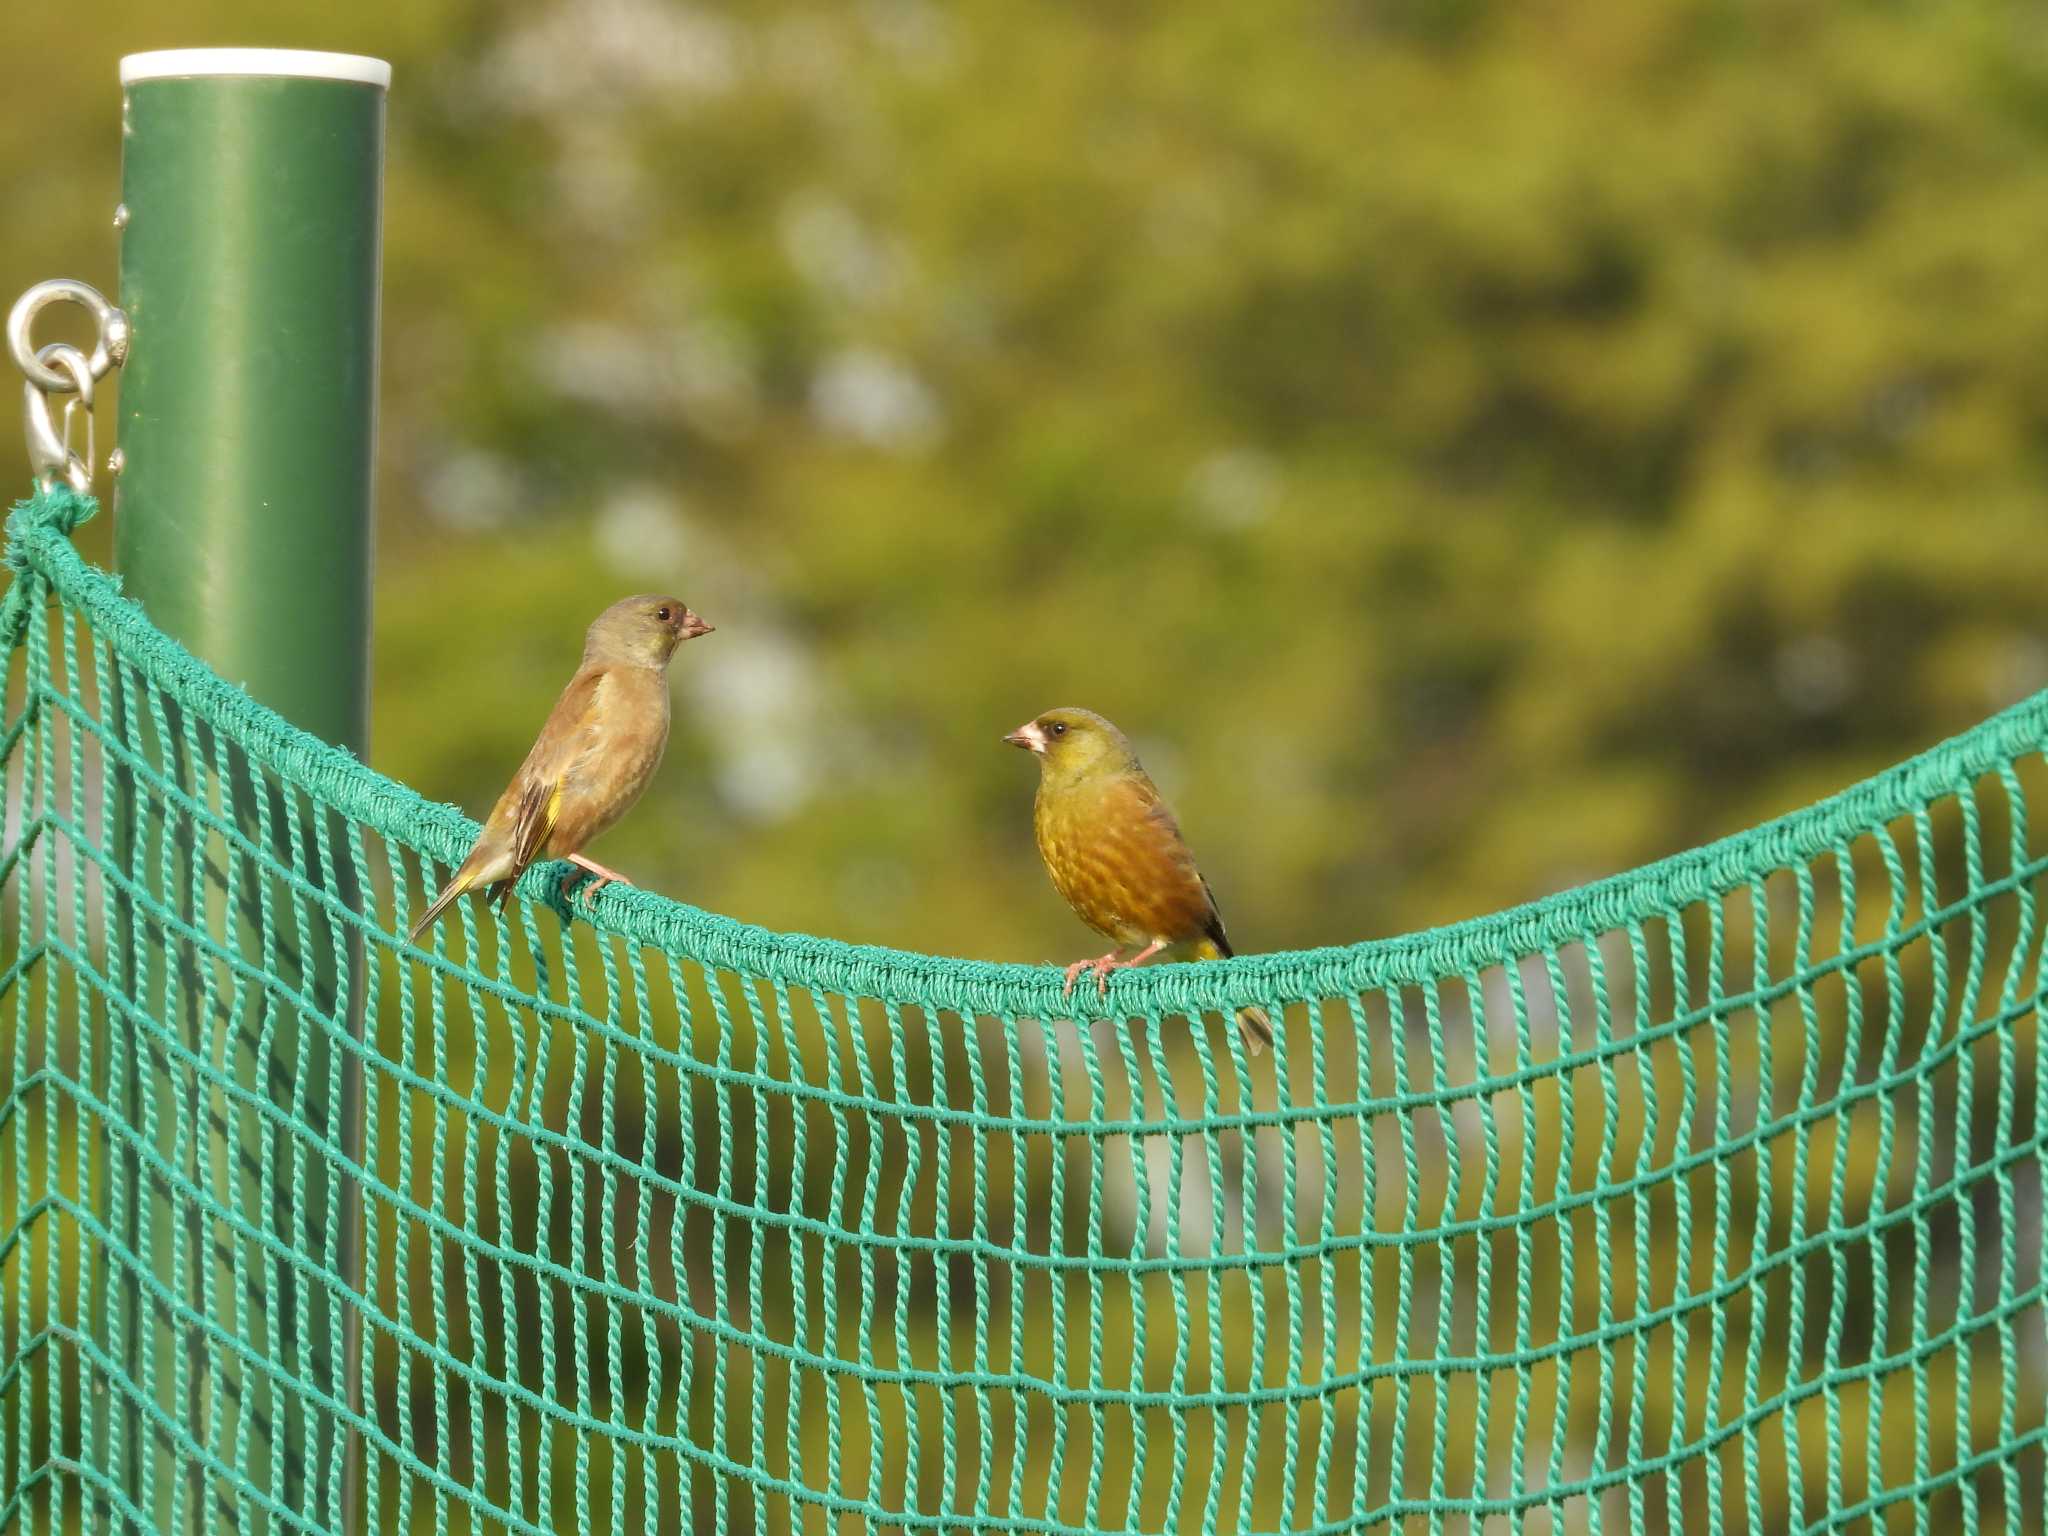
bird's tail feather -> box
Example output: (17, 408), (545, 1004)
(408, 869), (477, 941)
(1192, 937), (1276, 1055)
(1234, 1004), (1274, 1055)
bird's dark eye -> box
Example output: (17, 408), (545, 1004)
(657, 606), (673, 622)
(1049, 721), (1068, 737)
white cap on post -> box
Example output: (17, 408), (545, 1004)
(120, 48), (392, 88)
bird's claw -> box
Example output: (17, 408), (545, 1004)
(1062, 951), (1128, 996)
(567, 854), (632, 909)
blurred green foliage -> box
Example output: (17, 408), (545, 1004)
(11, 0), (2048, 969)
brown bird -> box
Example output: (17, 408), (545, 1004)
(1005, 706), (1275, 1053)
(409, 594), (713, 939)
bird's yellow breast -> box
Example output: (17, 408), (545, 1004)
(1034, 777), (1190, 947)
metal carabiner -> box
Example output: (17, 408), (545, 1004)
(7, 279), (127, 395)
(11, 277), (123, 495)
(24, 343), (96, 495)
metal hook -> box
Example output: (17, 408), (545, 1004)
(7, 279), (127, 394)
(25, 344), (95, 495)
(12, 277), (123, 495)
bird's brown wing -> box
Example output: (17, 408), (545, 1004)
(501, 667), (608, 858)
(459, 668), (606, 883)
(414, 666), (630, 936)
(1138, 802), (1268, 1048)
(1046, 771), (1220, 946)
(1195, 875), (1233, 957)
(504, 775), (564, 874)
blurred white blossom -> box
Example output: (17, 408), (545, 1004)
(423, 448), (530, 533)
(859, 0), (960, 76)
(480, 0), (743, 112)
(780, 192), (904, 308)
(595, 485), (692, 578)
(592, 488), (826, 822)
(688, 627), (829, 821)
(1187, 448), (1281, 529)
(809, 346), (943, 451)
(534, 319), (760, 438)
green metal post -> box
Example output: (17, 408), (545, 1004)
(115, 48), (384, 741)
(110, 49), (386, 1533)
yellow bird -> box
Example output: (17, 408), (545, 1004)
(1005, 706), (1275, 1053)
(409, 594), (712, 939)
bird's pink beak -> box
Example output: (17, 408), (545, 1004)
(680, 610), (714, 640)
(1004, 721), (1047, 755)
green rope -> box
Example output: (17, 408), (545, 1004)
(1, 483), (2043, 1533)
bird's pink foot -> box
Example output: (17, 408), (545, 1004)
(1063, 938), (1170, 996)
(1063, 952), (1123, 996)
(568, 853), (633, 906)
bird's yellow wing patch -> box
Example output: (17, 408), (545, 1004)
(508, 776), (565, 871)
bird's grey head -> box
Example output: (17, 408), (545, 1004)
(583, 594), (714, 669)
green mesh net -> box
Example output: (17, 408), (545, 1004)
(0, 485), (2042, 1534)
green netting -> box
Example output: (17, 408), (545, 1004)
(0, 484), (2042, 1534)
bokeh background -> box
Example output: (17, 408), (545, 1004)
(8, 2), (2048, 1532)
(14, 0), (2048, 964)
